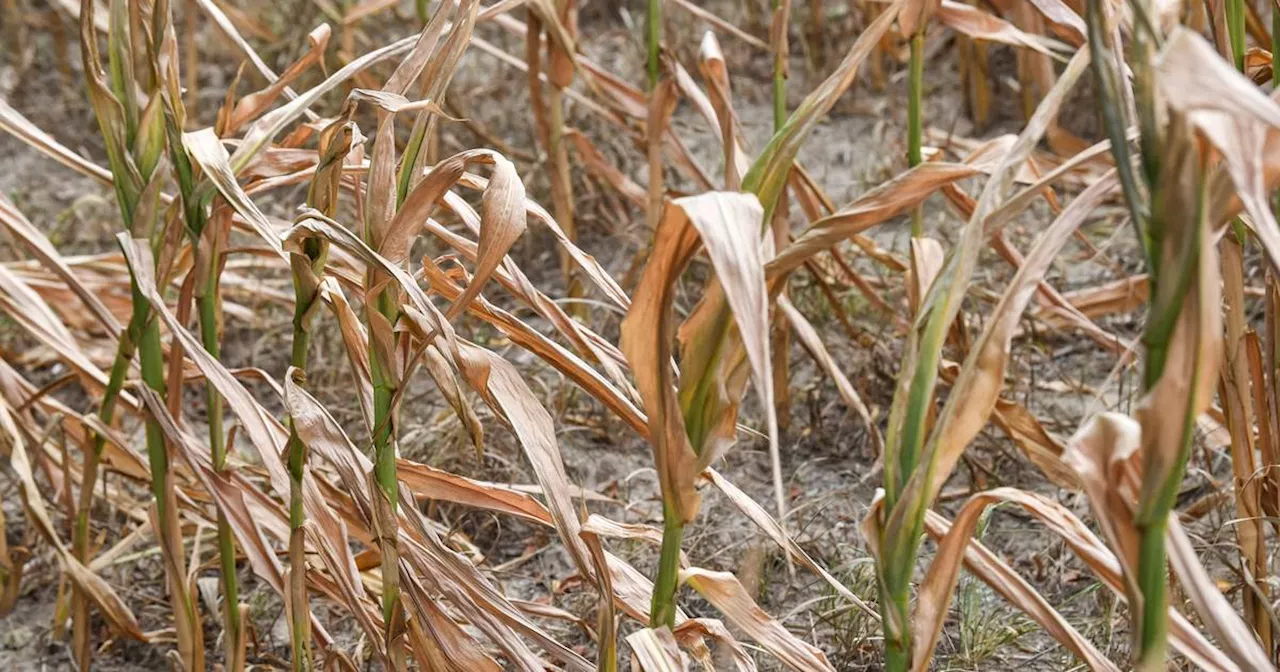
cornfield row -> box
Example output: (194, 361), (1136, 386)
(0, 0), (1278, 669)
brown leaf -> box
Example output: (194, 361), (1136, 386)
(0, 396), (146, 641)
(182, 128), (286, 256)
(396, 460), (552, 527)
(769, 163), (982, 278)
(627, 627), (688, 671)
(935, 1), (1071, 57)
(1061, 414), (1254, 671)
(216, 23), (331, 135)
(451, 341), (593, 579)
(621, 192), (770, 524)
(682, 567), (835, 672)
(911, 489), (1120, 672)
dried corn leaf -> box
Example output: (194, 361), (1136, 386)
(397, 460), (552, 526)
(1062, 413), (1252, 671)
(451, 341), (592, 578)
(622, 192), (770, 524)
(581, 514), (667, 548)
(682, 567), (834, 671)
(182, 128), (285, 255)
(770, 163), (981, 278)
(1158, 30), (1280, 277)
(0, 396), (145, 641)
(215, 23), (331, 134)
(0, 194), (120, 334)
(627, 627), (688, 671)
(911, 488), (1120, 671)
(936, 1), (1070, 57)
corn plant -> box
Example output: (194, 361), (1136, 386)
(1087, 9), (1209, 664)
(622, 191), (777, 628)
(74, 0), (203, 668)
(868, 49), (1093, 670)
(282, 117), (356, 671)
(158, 25), (254, 672)
(900, 0), (935, 237)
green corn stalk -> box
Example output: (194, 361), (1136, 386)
(71, 276), (143, 672)
(1094, 4), (1209, 665)
(283, 119), (354, 672)
(650, 500), (686, 628)
(1132, 117), (1204, 670)
(374, 140), (407, 672)
(908, 27), (925, 237)
(371, 8), (473, 664)
(74, 0), (201, 669)
(1086, 0), (1154, 270)
(159, 42), (248, 670)
(771, 0), (789, 132)
(768, 0), (793, 434)
(368, 297), (404, 667)
(1226, 0), (1246, 70)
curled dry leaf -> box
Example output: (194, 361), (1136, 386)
(627, 627), (688, 672)
(697, 31), (749, 189)
(911, 489), (1119, 672)
(182, 128), (286, 256)
(673, 618), (757, 672)
(398, 151), (527, 321)
(770, 163), (981, 278)
(908, 237), (945, 316)
(0, 397), (146, 642)
(451, 170), (632, 310)
(935, 1), (1071, 57)
(1062, 413), (1257, 671)
(1158, 29), (1280, 277)
(621, 192), (771, 525)
(682, 567), (835, 672)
